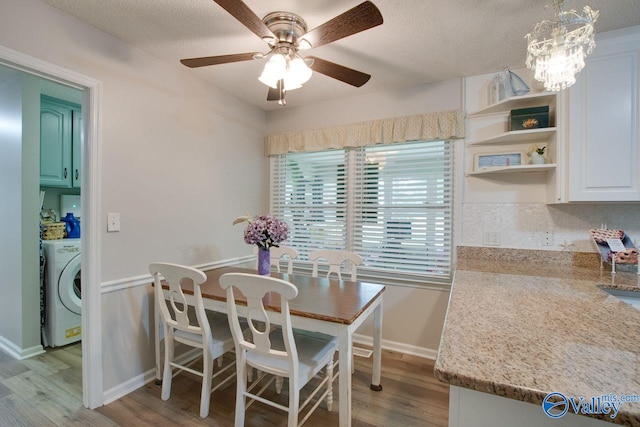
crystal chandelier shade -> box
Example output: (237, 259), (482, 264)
(526, 0), (599, 92)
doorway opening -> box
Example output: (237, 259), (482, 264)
(0, 45), (103, 409)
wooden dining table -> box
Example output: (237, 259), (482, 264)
(154, 266), (385, 427)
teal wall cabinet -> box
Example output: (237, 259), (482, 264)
(40, 95), (81, 188)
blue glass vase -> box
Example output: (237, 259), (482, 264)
(258, 246), (270, 275)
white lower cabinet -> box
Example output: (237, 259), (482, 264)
(566, 30), (640, 202)
(449, 386), (612, 427)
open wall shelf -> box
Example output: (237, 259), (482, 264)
(468, 92), (557, 117)
(466, 163), (556, 176)
(467, 128), (557, 146)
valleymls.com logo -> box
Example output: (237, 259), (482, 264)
(542, 392), (640, 419)
(543, 392), (569, 418)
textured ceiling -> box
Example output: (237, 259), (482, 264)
(41, 0), (640, 111)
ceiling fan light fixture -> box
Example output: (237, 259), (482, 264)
(288, 56), (312, 84)
(283, 78), (302, 91)
(525, 0), (598, 92)
(259, 52), (312, 91)
(258, 53), (286, 88)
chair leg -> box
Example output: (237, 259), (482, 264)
(161, 328), (173, 401)
(276, 376), (283, 394)
(288, 378), (299, 427)
(200, 351), (213, 418)
(216, 355), (223, 368)
(351, 352), (355, 374)
(326, 359), (334, 412)
(235, 357), (247, 427)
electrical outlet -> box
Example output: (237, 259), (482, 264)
(543, 230), (553, 246)
(483, 231), (501, 246)
(107, 212), (120, 232)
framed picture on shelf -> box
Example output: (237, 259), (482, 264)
(474, 151), (524, 171)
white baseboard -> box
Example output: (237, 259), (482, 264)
(103, 348), (202, 405)
(103, 367), (155, 405)
(0, 335), (45, 360)
(103, 335), (438, 406)
(353, 333), (438, 360)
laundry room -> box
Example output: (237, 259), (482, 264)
(39, 78), (83, 350)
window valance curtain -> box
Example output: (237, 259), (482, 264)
(266, 109), (465, 155)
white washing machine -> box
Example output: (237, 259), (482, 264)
(43, 239), (82, 347)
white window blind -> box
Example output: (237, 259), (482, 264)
(271, 150), (348, 258)
(271, 140), (453, 285)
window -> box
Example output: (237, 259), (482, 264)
(271, 140), (453, 286)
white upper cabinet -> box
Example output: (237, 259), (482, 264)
(566, 29), (640, 202)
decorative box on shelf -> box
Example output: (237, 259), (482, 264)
(510, 106), (549, 131)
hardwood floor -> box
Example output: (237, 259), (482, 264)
(0, 342), (114, 426)
(0, 344), (448, 426)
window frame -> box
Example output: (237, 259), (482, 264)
(270, 140), (454, 290)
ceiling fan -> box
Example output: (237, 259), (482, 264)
(180, 0), (383, 106)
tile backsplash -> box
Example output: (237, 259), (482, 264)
(461, 203), (640, 252)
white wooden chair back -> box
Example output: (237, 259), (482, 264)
(220, 272), (336, 427)
(308, 249), (362, 281)
(150, 262), (235, 418)
(253, 245), (299, 274)
(220, 272), (299, 377)
(150, 262), (210, 340)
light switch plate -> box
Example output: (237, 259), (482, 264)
(107, 213), (120, 232)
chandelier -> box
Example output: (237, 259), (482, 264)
(525, 0), (599, 92)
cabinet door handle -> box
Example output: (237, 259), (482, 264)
(75, 169), (79, 180)
(64, 168), (67, 179)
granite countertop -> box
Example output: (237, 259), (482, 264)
(434, 246), (640, 426)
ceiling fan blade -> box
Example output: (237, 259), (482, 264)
(307, 56), (371, 87)
(180, 52), (258, 68)
(302, 1), (383, 49)
(212, 0), (275, 40)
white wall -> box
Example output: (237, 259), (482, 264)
(0, 0), (267, 391)
(0, 70), (25, 348)
(267, 79), (462, 133)
(267, 78), (463, 356)
(21, 73), (42, 354)
(0, 69), (41, 355)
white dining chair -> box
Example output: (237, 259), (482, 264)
(220, 272), (337, 427)
(253, 245), (299, 274)
(308, 249), (363, 374)
(150, 262), (236, 418)
(308, 249), (362, 282)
